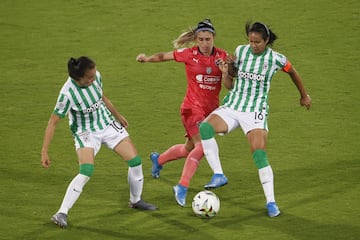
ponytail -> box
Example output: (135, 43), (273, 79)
(172, 27), (197, 48)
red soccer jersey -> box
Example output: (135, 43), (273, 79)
(173, 46), (227, 115)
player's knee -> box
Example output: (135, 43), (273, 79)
(127, 155), (142, 167)
(79, 163), (94, 177)
(199, 122), (215, 140)
(252, 149), (269, 169)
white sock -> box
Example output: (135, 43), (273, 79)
(128, 165), (144, 203)
(201, 138), (223, 174)
(58, 173), (90, 215)
(258, 166), (275, 203)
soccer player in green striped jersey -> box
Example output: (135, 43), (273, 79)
(199, 22), (312, 217)
(41, 56), (157, 228)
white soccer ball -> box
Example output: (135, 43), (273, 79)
(192, 190), (220, 218)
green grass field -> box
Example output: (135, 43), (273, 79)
(0, 0), (359, 239)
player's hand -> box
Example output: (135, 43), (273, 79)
(218, 59), (228, 74)
(225, 54), (236, 64)
(41, 152), (51, 168)
(136, 54), (147, 63)
(300, 94), (311, 110)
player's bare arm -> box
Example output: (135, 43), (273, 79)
(41, 114), (61, 168)
(136, 51), (174, 63)
(102, 95), (129, 128)
(287, 66), (312, 109)
(218, 59), (234, 90)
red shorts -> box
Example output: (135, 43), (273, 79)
(180, 107), (208, 138)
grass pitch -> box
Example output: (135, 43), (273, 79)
(0, 0), (359, 239)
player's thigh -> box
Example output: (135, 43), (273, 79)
(113, 137), (138, 161)
(76, 147), (95, 164)
(102, 121), (135, 160)
(205, 107), (238, 134)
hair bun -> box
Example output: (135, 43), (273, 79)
(69, 57), (79, 66)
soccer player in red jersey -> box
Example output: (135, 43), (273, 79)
(136, 19), (232, 206)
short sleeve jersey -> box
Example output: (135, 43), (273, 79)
(173, 46), (227, 115)
(53, 71), (114, 134)
(223, 45), (289, 112)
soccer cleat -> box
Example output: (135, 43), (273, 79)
(204, 174), (228, 189)
(266, 202), (280, 217)
(150, 152), (162, 178)
(128, 199), (158, 210)
(51, 212), (68, 228)
(173, 184), (188, 207)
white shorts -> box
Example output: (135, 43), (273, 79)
(73, 120), (129, 156)
(210, 106), (268, 135)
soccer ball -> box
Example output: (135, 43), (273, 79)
(192, 190), (220, 218)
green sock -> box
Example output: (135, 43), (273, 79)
(127, 155), (142, 167)
(252, 149), (269, 169)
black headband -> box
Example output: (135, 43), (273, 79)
(195, 19), (215, 34)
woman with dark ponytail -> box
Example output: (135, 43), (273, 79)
(41, 56), (157, 228)
(245, 22), (278, 47)
(199, 22), (312, 218)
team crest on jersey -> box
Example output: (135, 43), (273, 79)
(263, 63), (268, 71)
(206, 67), (212, 74)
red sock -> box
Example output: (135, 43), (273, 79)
(179, 143), (204, 188)
(158, 144), (189, 165)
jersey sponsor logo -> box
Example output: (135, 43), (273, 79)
(204, 75), (220, 84)
(238, 71), (265, 82)
(196, 74), (203, 83)
(199, 84), (216, 90)
(195, 74), (220, 84)
(84, 99), (103, 113)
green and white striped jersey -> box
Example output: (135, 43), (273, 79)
(223, 45), (288, 112)
(53, 71), (114, 134)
